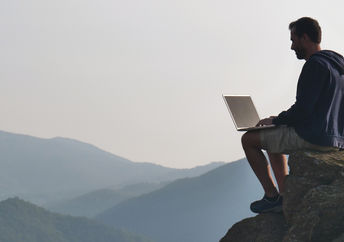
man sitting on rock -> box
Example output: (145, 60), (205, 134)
(241, 17), (344, 213)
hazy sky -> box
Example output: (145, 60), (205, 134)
(1, 0), (344, 168)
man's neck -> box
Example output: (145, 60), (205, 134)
(305, 45), (321, 60)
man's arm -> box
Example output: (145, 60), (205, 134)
(272, 59), (329, 126)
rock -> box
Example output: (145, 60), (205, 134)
(220, 150), (344, 242)
(220, 213), (288, 242)
(333, 233), (344, 242)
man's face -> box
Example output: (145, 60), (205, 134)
(290, 29), (306, 60)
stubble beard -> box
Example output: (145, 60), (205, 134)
(295, 49), (305, 60)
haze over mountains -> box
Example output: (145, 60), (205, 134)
(0, 130), (262, 242)
(46, 182), (169, 218)
(0, 130), (224, 205)
(96, 159), (263, 242)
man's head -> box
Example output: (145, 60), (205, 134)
(289, 17), (321, 60)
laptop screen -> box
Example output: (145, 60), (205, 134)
(223, 95), (260, 129)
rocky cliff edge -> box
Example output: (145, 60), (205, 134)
(220, 150), (344, 242)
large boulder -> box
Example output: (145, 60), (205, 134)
(220, 150), (344, 242)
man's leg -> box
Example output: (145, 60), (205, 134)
(267, 153), (288, 194)
(241, 131), (279, 197)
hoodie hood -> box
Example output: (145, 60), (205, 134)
(311, 50), (344, 75)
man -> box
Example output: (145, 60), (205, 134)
(241, 17), (344, 213)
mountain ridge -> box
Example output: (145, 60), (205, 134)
(96, 158), (263, 242)
(0, 130), (225, 205)
(0, 197), (153, 242)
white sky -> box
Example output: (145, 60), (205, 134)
(1, 0), (344, 168)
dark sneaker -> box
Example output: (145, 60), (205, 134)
(250, 195), (283, 213)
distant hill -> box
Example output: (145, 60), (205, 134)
(46, 182), (168, 218)
(0, 130), (224, 204)
(0, 197), (153, 242)
(96, 159), (264, 242)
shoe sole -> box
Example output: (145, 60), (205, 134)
(260, 205), (283, 214)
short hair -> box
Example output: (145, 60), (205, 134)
(289, 17), (321, 44)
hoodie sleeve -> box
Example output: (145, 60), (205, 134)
(272, 59), (329, 126)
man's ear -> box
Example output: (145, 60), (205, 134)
(301, 33), (310, 42)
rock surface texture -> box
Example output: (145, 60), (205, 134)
(220, 150), (344, 242)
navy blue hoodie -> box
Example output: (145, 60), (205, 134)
(272, 50), (344, 148)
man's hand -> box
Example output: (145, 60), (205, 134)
(256, 116), (277, 127)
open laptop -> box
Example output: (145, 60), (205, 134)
(222, 95), (275, 131)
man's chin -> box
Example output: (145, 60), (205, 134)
(295, 53), (304, 59)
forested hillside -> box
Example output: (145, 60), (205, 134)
(0, 197), (153, 242)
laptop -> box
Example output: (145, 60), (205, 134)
(222, 95), (276, 131)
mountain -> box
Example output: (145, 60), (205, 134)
(46, 182), (168, 218)
(96, 159), (264, 242)
(0, 130), (224, 205)
(0, 197), (153, 242)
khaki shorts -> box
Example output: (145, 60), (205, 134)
(259, 125), (337, 154)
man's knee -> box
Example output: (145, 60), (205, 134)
(241, 132), (249, 147)
(241, 131), (261, 149)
